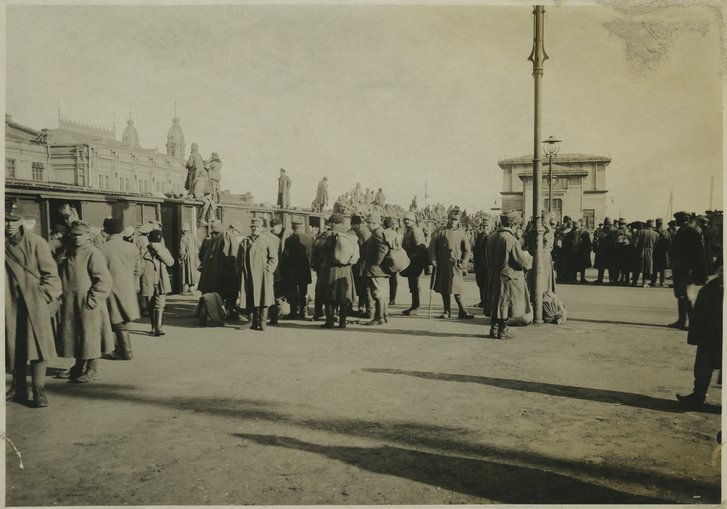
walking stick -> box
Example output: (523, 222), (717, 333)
(428, 265), (437, 319)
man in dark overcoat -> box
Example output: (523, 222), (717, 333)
(197, 222), (227, 296)
(282, 220), (313, 319)
(349, 215), (372, 318)
(428, 208), (473, 319)
(401, 211), (428, 315)
(99, 218), (141, 360)
(677, 269), (722, 409)
(668, 212), (708, 330)
(220, 221), (243, 319)
(651, 218), (671, 287)
(5, 201), (62, 407)
(593, 217), (617, 284)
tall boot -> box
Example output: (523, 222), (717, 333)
(74, 359), (98, 383)
(154, 308), (166, 336)
(321, 303), (335, 328)
(251, 307), (260, 330)
(259, 307), (268, 331)
(312, 297), (323, 321)
(6, 363), (28, 403)
(148, 301), (156, 334)
(116, 328), (133, 360)
(455, 294), (474, 319)
(30, 360), (48, 408)
(364, 300), (384, 326)
(269, 303), (279, 325)
(497, 319), (514, 340)
(668, 299), (688, 329)
(440, 294), (452, 319)
(300, 297), (309, 319)
(339, 303), (348, 328)
(404, 290), (420, 315)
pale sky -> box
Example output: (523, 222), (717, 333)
(5, 2), (724, 219)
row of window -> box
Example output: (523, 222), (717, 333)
(6, 158), (45, 180)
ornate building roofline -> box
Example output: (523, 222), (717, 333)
(498, 153), (612, 168)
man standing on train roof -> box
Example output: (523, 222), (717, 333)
(207, 152), (222, 205)
(185, 143), (204, 195)
(5, 200), (62, 407)
(277, 168), (292, 209)
(312, 177), (329, 213)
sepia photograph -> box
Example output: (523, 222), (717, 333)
(3, 0), (724, 505)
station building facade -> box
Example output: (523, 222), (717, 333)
(5, 114), (187, 196)
(498, 153), (610, 229)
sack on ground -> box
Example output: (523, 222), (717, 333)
(542, 290), (567, 324)
(333, 232), (360, 266)
(194, 292), (227, 326)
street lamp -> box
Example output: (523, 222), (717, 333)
(542, 135), (561, 212)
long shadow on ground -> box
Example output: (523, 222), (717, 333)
(233, 433), (669, 504)
(39, 383), (721, 503)
(361, 368), (721, 414)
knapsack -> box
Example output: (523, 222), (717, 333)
(542, 291), (567, 324)
(382, 230), (410, 274)
(333, 232), (360, 266)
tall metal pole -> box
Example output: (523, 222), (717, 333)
(528, 5), (547, 323)
(548, 154), (553, 212)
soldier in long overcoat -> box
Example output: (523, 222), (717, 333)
(220, 222), (244, 318)
(651, 218), (671, 287)
(349, 215), (372, 317)
(485, 211), (533, 340)
(185, 143), (205, 194)
(6, 201), (62, 407)
(317, 214), (357, 328)
(593, 217), (617, 285)
(99, 218), (141, 360)
(428, 208), (473, 319)
(265, 219), (286, 325)
(676, 268), (723, 409)
(236, 217), (278, 330)
(282, 220), (313, 319)
(57, 221), (114, 383)
(179, 222), (199, 294)
(197, 223), (227, 295)
(139, 229), (175, 336)
(361, 212), (390, 325)
(277, 168), (292, 209)
(312, 177), (328, 212)
(631, 219), (660, 287)
(668, 212), (708, 329)
(401, 211), (428, 315)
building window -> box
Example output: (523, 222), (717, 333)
(126, 178), (130, 192)
(6, 159), (16, 178)
(550, 177), (568, 190)
(583, 209), (595, 230)
(32, 162), (45, 181)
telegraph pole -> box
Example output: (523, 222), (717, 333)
(528, 5), (548, 324)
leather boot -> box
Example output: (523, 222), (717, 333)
(251, 307), (260, 330)
(32, 384), (48, 408)
(6, 365), (28, 403)
(497, 320), (514, 340)
(269, 304), (279, 325)
(321, 304), (335, 328)
(118, 329), (133, 360)
(154, 308), (166, 336)
(74, 359), (98, 383)
(339, 304), (348, 328)
(259, 307), (268, 331)
(364, 301), (384, 326)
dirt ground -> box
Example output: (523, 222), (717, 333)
(4, 272), (722, 505)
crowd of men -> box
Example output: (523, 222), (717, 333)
(6, 192), (722, 410)
(6, 200), (176, 407)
